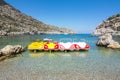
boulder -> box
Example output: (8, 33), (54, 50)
(96, 33), (112, 46)
(107, 42), (120, 49)
(96, 33), (120, 49)
(0, 50), (3, 57)
(0, 30), (7, 36)
(0, 45), (24, 56)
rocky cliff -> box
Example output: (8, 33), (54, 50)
(0, 0), (75, 36)
(93, 14), (120, 36)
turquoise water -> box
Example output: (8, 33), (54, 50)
(0, 34), (120, 80)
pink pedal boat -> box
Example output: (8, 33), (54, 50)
(58, 42), (90, 51)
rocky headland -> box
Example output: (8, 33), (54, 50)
(0, 0), (75, 37)
(92, 14), (120, 49)
(93, 14), (120, 36)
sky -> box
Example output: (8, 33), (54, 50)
(5, 0), (120, 33)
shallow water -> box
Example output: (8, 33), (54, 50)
(0, 34), (120, 80)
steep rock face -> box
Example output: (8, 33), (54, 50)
(0, 0), (75, 36)
(93, 14), (120, 36)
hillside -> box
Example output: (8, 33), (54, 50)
(93, 14), (120, 36)
(0, 0), (75, 36)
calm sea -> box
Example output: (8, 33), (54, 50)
(0, 34), (120, 80)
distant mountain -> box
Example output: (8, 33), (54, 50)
(93, 14), (120, 36)
(0, 0), (75, 36)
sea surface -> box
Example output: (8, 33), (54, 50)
(0, 34), (120, 80)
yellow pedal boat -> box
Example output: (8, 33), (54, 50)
(28, 41), (45, 50)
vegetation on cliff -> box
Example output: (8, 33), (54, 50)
(0, 0), (75, 36)
(93, 14), (120, 36)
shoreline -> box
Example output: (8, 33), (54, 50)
(0, 31), (76, 37)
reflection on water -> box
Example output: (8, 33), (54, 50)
(97, 47), (113, 57)
(0, 34), (120, 80)
(29, 51), (88, 58)
(29, 53), (45, 57)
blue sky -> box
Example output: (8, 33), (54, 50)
(5, 0), (120, 33)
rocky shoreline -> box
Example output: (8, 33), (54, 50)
(92, 14), (120, 49)
(0, 45), (25, 61)
(0, 31), (74, 38)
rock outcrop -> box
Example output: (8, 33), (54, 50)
(96, 33), (120, 49)
(0, 0), (75, 37)
(0, 45), (25, 61)
(93, 14), (120, 36)
(0, 45), (24, 56)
